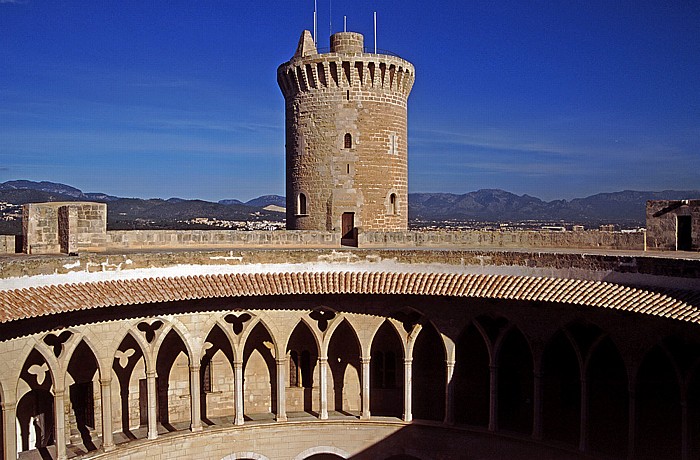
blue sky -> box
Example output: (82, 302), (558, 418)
(1, 1), (698, 201)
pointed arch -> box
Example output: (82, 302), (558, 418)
(370, 320), (404, 417)
(286, 321), (319, 414)
(635, 344), (682, 459)
(454, 322), (490, 427)
(327, 319), (362, 414)
(155, 329), (191, 430)
(497, 326), (533, 434)
(112, 332), (147, 438)
(587, 336), (628, 457)
(242, 321), (277, 420)
(542, 329), (580, 446)
(201, 323), (236, 422)
(412, 321), (446, 421)
(66, 339), (101, 452)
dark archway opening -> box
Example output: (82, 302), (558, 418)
(67, 340), (100, 452)
(542, 331), (580, 446)
(287, 321), (319, 415)
(497, 328), (533, 434)
(155, 330), (190, 431)
(412, 323), (445, 421)
(636, 345), (681, 460)
(370, 321), (404, 417)
(454, 323), (489, 427)
(243, 323), (277, 420)
(328, 320), (361, 416)
(200, 324), (235, 425)
(588, 337), (628, 457)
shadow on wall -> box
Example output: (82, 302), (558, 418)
(346, 424), (585, 460)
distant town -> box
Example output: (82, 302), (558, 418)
(0, 180), (697, 235)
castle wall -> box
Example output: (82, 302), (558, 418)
(22, 202), (107, 254)
(360, 229), (645, 250)
(105, 229), (340, 250)
(646, 199), (700, 251)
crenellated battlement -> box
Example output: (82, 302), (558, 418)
(277, 32), (415, 100)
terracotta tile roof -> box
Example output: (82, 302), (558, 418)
(0, 271), (698, 325)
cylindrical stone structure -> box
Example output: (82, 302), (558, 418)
(278, 30), (415, 236)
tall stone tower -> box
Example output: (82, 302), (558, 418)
(278, 30), (415, 238)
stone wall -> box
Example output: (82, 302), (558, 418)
(646, 199), (700, 251)
(106, 229), (341, 250)
(22, 202), (107, 254)
(0, 235), (16, 254)
(359, 229), (645, 250)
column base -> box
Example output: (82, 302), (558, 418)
(276, 415), (288, 422)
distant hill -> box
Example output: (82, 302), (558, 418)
(2, 180), (698, 227)
(408, 189), (700, 225)
(245, 195), (286, 208)
(218, 199), (244, 206)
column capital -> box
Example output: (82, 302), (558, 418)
(318, 356), (329, 364)
(1, 401), (16, 412)
(189, 364), (201, 372)
(445, 359), (456, 367)
(403, 358), (413, 365)
(361, 356), (371, 364)
(100, 377), (112, 386)
(276, 357), (288, 366)
(146, 370), (157, 378)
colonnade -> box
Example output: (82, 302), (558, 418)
(1, 300), (700, 460)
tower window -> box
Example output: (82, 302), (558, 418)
(297, 193), (307, 215)
(344, 133), (352, 149)
(389, 193), (398, 215)
(390, 133), (397, 155)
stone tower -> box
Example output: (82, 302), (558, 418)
(278, 30), (415, 238)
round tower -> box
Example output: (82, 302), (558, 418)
(278, 30), (415, 239)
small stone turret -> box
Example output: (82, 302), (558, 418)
(278, 30), (415, 239)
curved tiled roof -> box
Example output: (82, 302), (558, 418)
(0, 271), (699, 324)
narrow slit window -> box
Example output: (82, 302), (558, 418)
(297, 193), (307, 215)
(344, 133), (352, 149)
(389, 193), (397, 215)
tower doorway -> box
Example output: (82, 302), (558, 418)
(677, 216), (692, 251)
(341, 212), (357, 247)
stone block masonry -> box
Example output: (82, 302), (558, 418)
(22, 202), (107, 254)
(279, 30), (414, 232)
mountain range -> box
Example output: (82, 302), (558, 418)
(1, 180), (698, 228)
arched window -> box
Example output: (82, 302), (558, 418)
(297, 193), (307, 215)
(389, 193), (397, 215)
(344, 133), (352, 149)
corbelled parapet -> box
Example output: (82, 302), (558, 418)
(278, 30), (415, 235)
(278, 31), (415, 100)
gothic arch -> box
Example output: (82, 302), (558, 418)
(496, 326), (533, 434)
(327, 318), (362, 414)
(370, 320), (404, 417)
(454, 322), (490, 427)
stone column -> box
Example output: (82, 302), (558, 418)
(234, 361), (244, 425)
(100, 378), (115, 451)
(2, 400), (17, 460)
(579, 377), (588, 452)
(275, 358), (287, 422)
(681, 396), (689, 460)
(444, 360), (456, 425)
(146, 371), (158, 440)
(361, 357), (371, 420)
(318, 356), (329, 420)
(54, 389), (67, 460)
(189, 365), (202, 432)
(403, 358), (413, 422)
(532, 371), (544, 440)
(627, 388), (636, 460)
(488, 364), (498, 432)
